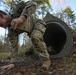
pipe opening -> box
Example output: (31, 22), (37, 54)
(43, 22), (67, 55)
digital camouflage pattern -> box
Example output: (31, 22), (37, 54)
(8, 1), (50, 63)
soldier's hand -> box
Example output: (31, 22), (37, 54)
(11, 16), (26, 30)
(11, 18), (23, 30)
(0, 64), (15, 70)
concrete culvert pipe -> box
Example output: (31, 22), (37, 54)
(43, 13), (73, 58)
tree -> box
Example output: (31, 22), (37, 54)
(0, 40), (3, 52)
(32, 0), (52, 19)
(54, 6), (76, 28)
(63, 6), (75, 24)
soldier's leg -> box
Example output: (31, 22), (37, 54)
(31, 29), (51, 70)
(8, 29), (19, 62)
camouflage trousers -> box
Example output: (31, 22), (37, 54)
(8, 19), (50, 62)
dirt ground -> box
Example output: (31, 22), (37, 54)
(0, 30), (76, 75)
(0, 53), (76, 75)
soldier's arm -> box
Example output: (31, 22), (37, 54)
(21, 1), (37, 19)
(11, 1), (37, 30)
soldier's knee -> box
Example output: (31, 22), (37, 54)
(31, 34), (39, 42)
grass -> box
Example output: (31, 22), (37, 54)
(0, 50), (27, 61)
(64, 57), (76, 75)
(0, 52), (10, 61)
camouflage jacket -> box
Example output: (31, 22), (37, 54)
(10, 1), (37, 33)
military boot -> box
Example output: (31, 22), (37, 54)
(41, 59), (51, 70)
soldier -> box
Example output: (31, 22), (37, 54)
(0, 1), (51, 70)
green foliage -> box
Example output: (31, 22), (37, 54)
(55, 6), (76, 28)
(0, 35), (10, 53)
(0, 52), (10, 61)
(0, 40), (3, 51)
(63, 6), (75, 23)
(32, 0), (52, 18)
(4, 0), (21, 5)
(32, 0), (51, 6)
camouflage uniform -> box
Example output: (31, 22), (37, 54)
(8, 1), (51, 65)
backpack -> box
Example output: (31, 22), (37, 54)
(11, 1), (29, 19)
